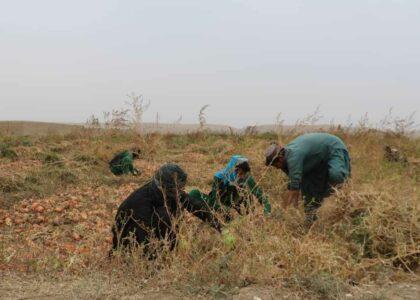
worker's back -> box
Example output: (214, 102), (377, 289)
(284, 133), (349, 181)
(286, 133), (347, 154)
(109, 150), (134, 175)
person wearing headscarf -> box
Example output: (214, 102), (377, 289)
(109, 149), (141, 176)
(189, 155), (271, 221)
(265, 133), (351, 223)
(111, 163), (220, 255)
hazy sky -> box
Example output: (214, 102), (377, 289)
(0, 0), (419, 127)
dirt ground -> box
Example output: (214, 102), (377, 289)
(1, 274), (419, 300)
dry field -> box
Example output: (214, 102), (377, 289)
(0, 127), (419, 299)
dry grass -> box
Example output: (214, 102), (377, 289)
(0, 128), (419, 299)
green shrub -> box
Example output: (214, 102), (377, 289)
(20, 137), (34, 147)
(0, 148), (18, 160)
(35, 152), (63, 166)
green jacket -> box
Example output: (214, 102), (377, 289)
(109, 151), (139, 176)
(193, 175), (271, 215)
(283, 133), (350, 206)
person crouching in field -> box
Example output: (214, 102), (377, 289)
(111, 164), (220, 256)
(109, 149), (141, 176)
(189, 155), (271, 222)
(265, 133), (351, 224)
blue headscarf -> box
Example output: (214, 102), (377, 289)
(214, 155), (249, 186)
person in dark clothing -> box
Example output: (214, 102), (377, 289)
(189, 155), (271, 222)
(111, 164), (220, 256)
(109, 149), (141, 176)
(265, 133), (351, 223)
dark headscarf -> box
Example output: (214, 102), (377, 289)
(152, 163), (188, 199)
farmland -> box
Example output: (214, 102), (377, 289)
(0, 125), (419, 299)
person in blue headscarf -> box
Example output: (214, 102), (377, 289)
(189, 155), (271, 221)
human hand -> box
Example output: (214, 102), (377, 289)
(283, 190), (300, 209)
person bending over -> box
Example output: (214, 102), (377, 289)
(189, 155), (271, 222)
(111, 163), (220, 256)
(265, 133), (351, 223)
(109, 148), (141, 176)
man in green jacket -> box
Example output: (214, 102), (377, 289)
(189, 155), (271, 222)
(109, 149), (141, 176)
(265, 133), (351, 222)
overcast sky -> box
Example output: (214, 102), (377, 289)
(0, 0), (419, 127)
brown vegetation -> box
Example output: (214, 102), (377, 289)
(0, 127), (419, 299)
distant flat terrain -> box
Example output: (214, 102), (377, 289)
(0, 121), (82, 136)
(0, 121), (234, 135)
(1, 120), (418, 136)
(0, 120), (332, 136)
